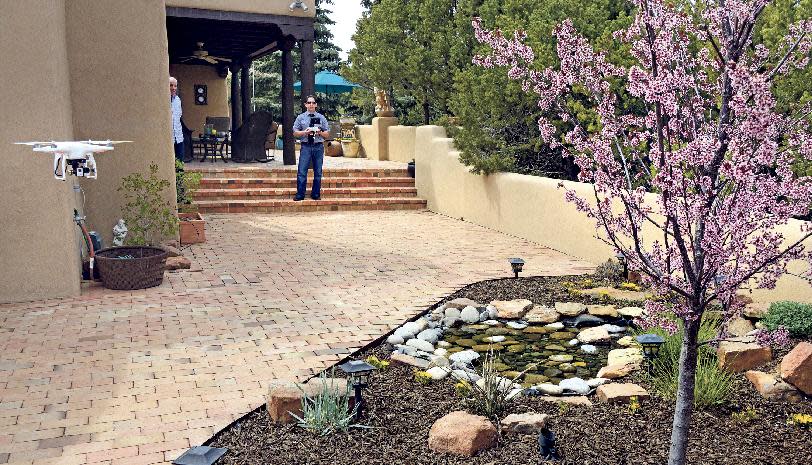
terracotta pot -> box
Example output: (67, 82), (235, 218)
(178, 212), (206, 244)
(341, 140), (361, 158)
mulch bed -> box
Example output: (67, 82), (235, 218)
(208, 275), (812, 465)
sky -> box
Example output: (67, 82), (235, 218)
(326, 1), (366, 61)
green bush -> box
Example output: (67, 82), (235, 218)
(636, 313), (734, 409)
(763, 301), (812, 337)
(118, 163), (178, 246)
(175, 159), (202, 210)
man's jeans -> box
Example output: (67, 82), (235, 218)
(174, 141), (184, 161)
(296, 142), (324, 199)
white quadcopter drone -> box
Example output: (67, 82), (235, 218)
(15, 140), (130, 181)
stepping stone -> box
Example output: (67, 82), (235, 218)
(596, 383), (650, 403)
(608, 348), (643, 367)
(587, 304), (618, 318)
(596, 363), (637, 379)
(491, 299), (533, 319)
(577, 327), (611, 344)
(525, 305), (559, 324)
(555, 302), (587, 317)
(617, 306), (645, 318)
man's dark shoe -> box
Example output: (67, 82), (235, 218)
(311, 196), (321, 200)
(293, 196), (304, 201)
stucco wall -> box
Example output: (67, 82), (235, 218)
(413, 126), (812, 304)
(169, 64), (230, 133)
(66, 0), (176, 246)
(388, 126), (416, 163)
(0, 0), (81, 303)
(166, 0), (315, 17)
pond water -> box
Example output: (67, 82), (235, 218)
(442, 321), (630, 387)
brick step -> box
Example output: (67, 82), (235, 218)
(194, 186), (418, 201)
(189, 167), (411, 179)
(198, 177), (416, 189)
(195, 197), (427, 214)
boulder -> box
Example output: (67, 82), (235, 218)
(587, 305), (619, 318)
(426, 366), (451, 380)
(525, 305), (560, 324)
(743, 302), (770, 320)
(577, 327), (611, 344)
(266, 378), (350, 423)
(491, 299), (534, 319)
(449, 350), (480, 365)
(460, 306), (481, 324)
(390, 353), (430, 369)
(165, 256), (191, 270)
(555, 302), (587, 317)
(417, 329), (440, 344)
(559, 377), (591, 395)
(717, 341), (772, 373)
(406, 338), (435, 353)
(727, 317), (755, 337)
(780, 342), (812, 395)
(428, 411), (498, 456)
(386, 335), (405, 345)
(446, 298), (481, 309)
(607, 348), (643, 367)
(533, 383), (564, 395)
(500, 413), (549, 434)
(745, 370), (804, 402)
(596, 363), (637, 379)
(596, 383), (650, 403)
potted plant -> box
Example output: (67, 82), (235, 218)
(339, 117), (361, 158)
(95, 163), (177, 290)
(176, 160), (205, 244)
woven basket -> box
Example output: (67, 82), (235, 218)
(95, 246), (168, 290)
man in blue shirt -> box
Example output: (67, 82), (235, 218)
(170, 77), (184, 161)
(292, 95), (330, 201)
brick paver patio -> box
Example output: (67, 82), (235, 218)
(0, 210), (595, 464)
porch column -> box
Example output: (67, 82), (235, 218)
(299, 39), (315, 100)
(240, 61), (251, 122)
(229, 64), (242, 133)
(281, 38), (296, 165)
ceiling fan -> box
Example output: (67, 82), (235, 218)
(178, 42), (231, 64)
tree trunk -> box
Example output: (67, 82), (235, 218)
(423, 99), (430, 126)
(667, 317), (701, 465)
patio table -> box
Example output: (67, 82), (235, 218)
(194, 134), (229, 162)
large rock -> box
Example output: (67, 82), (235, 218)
(727, 317), (755, 337)
(500, 413), (549, 434)
(525, 305), (560, 324)
(587, 305), (619, 318)
(577, 327), (611, 344)
(559, 377), (590, 395)
(491, 299), (533, 319)
(617, 306), (644, 318)
(449, 349), (480, 365)
(580, 287), (646, 302)
(391, 353), (430, 368)
(780, 342), (812, 395)
(743, 302), (770, 320)
(596, 363), (638, 379)
(596, 383), (650, 403)
(428, 411), (497, 456)
(539, 395), (593, 406)
(460, 306), (481, 324)
(607, 348), (643, 367)
(446, 298), (481, 309)
(406, 338), (435, 353)
(745, 370), (804, 402)
(266, 378), (350, 423)
(555, 302), (587, 317)
(717, 341), (772, 373)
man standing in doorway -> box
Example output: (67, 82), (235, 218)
(292, 95), (330, 201)
(170, 76), (184, 161)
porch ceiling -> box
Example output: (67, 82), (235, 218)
(166, 7), (314, 64)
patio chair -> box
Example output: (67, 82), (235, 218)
(230, 111), (274, 163)
(205, 116), (231, 133)
(262, 121), (279, 162)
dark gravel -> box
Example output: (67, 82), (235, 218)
(208, 275), (812, 465)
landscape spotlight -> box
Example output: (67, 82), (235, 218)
(615, 251), (628, 279)
(635, 333), (665, 375)
(289, 1), (309, 11)
(338, 359), (376, 420)
(172, 446), (227, 465)
(509, 258), (525, 278)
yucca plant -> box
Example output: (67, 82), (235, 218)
(289, 372), (364, 436)
(463, 350), (533, 419)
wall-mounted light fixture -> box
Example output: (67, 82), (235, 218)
(289, 1), (309, 11)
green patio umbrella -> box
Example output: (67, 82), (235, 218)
(294, 71), (360, 94)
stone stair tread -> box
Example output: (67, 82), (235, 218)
(195, 197), (426, 205)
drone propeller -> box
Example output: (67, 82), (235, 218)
(83, 140), (132, 146)
(15, 141), (57, 148)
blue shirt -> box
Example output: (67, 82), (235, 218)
(293, 111), (329, 144)
(170, 95), (183, 143)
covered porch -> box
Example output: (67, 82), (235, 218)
(166, 6), (316, 164)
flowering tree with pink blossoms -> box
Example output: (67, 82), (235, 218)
(473, 1), (812, 463)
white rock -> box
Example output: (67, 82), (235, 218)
(617, 306), (644, 318)
(507, 321), (528, 330)
(476, 376), (514, 393)
(434, 347), (449, 357)
(437, 341), (452, 348)
(387, 335), (405, 345)
(417, 329), (440, 344)
(460, 306), (481, 324)
(444, 308), (461, 319)
(486, 305), (498, 319)
(580, 344), (597, 354)
(449, 349), (480, 365)
(395, 344), (417, 356)
(441, 317), (459, 328)
(545, 322), (565, 330)
(479, 311), (490, 322)
(394, 326), (416, 340)
(534, 383), (564, 395)
(601, 324), (627, 333)
(568, 338), (580, 346)
(608, 348), (643, 366)
(484, 335), (506, 343)
(406, 338), (435, 353)
(559, 377), (591, 395)
(426, 366), (450, 380)
(451, 370), (481, 383)
(577, 327), (611, 344)
(403, 320), (424, 334)
(506, 388), (523, 400)
(586, 378), (608, 388)
(482, 320), (501, 326)
(429, 355), (450, 367)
